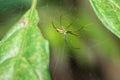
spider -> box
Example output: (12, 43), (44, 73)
(52, 22), (82, 37)
(52, 16), (83, 49)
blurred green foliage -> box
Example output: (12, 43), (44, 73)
(0, 0), (120, 71)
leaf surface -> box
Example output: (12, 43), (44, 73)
(0, 6), (51, 80)
(90, 0), (120, 38)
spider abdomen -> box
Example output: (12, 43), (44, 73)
(56, 28), (67, 35)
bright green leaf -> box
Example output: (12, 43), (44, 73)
(90, 0), (120, 38)
(0, 2), (51, 80)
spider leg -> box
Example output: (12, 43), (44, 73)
(64, 35), (68, 45)
(52, 21), (57, 29)
(64, 35), (71, 49)
(60, 15), (62, 25)
(74, 23), (93, 32)
(64, 35), (80, 49)
(73, 26), (84, 32)
(67, 31), (81, 38)
(59, 15), (67, 30)
(66, 23), (73, 29)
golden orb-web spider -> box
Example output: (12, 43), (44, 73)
(52, 16), (83, 49)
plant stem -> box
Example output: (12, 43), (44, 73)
(31, 0), (37, 9)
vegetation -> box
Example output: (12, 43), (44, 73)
(0, 0), (120, 80)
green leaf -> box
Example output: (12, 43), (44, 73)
(0, 4), (51, 80)
(90, 0), (120, 38)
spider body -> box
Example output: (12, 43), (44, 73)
(56, 28), (67, 35)
(52, 17), (81, 49)
(52, 21), (79, 37)
(56, 28), (77, 37)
